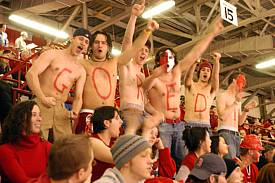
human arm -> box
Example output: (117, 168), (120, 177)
(117, 20), (159, 65)
(210, 52), (221, 94)
(70, 67), (86, 119)
(121, 0), (145, 51)
(238, 100), (257, 125)
(184, 61), (197, 89)
(175, 165), (190, 182)
(143, 65), (165, 93)
(158, 147), (177, 178)
(90, 138), (113, 163)
(177, 18), (224, 73)
(26, 50), (56, 107)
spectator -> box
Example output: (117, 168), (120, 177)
(188, 153), (227, 183)
(256, 163), (275, 183)
(239, 134), (264, 183)
(15, 31), (28, 52)
(0, 24), (8, 47)
(257, 144), (275, 170)
(94, 134), (153, 183)
(0, 49), (16, 75)
(176, 127), (211, 182)
(90, 106), (122, 182)
(224, 158), (244, 183)
(0, 100), (51, 182)
(210, 135), (229, 157)
(28, 134), (94, 183)
(0, 80), (12, 130)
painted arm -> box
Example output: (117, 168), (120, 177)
(210, 52), (221, 94)
(184, 62), (197, 89)
(26, 49), (56, 107)
(121, 1), (145, 51)
(90, 138), (113, 163)
(71, 66), (86, 118)
(117, 19), (159, 65)
(178, 18), (224, 73)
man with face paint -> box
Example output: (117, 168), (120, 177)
(238, 135), (264, 183)
(26, 28), (91, 141)
(184, 52), (221, 130)
(75, 18), (159, 134)
(143, 18), (224, 169)
(216, 71), (257, 159)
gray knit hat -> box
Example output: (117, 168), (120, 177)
(111, 134), (151, 169)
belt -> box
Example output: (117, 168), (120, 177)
(165, 118), (181, 124)
(218, 129), (239, 136)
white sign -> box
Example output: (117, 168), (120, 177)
(220, 0), (238, 26)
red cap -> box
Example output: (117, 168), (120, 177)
(198, 59), (212, 72)
(240, 134), (264, 150)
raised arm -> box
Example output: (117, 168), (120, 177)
(210, 52), (221, 94)
(121, 0), (145, 51)
(178, 18), (224, 73)
(26, 50), (56, 107)
(71, 66), (86, 119)
(117, 19), (159, 65)
(238, 100), (257, 125)
(184, 62), (197, 89)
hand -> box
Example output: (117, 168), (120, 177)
(211, 52), (221, 62)
(41, 96), (56, 108)
(70, 111), (78, 120)
(208, 17), (224, 36)
(244, 100), (257, 110)
(146, 19), (159, 31)
(227, 167), (244, 183)
(155, 138), (165, 149)
(131, 0), (145, 17)
(235, 92), (243, 102)
(152, 65), (166, 77)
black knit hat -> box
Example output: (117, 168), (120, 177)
(73, 28), (92, 42)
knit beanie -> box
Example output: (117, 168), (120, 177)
(111, 134), (151, 169)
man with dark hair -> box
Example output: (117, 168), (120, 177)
(119, 1), (156, 134)
(143, 18), (224, 169)
(26, 28), (91, 141)
(0, 24), (8, 47)
(90, 106), (123, 182)
(216, 71), (257, 159)
(27, 134), (93, 183)
(76, 17), (159, 134)
(184, 52), (221, 130)
(188, 153), (227, 183)
(257, 144), (275, 170)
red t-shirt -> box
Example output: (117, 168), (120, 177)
(90, 134), (115, 182)
(241, 163), (258, 183)
(181, 152), (198, 171)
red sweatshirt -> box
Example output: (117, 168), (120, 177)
(241, 163), (258, 183)
(156, 148), (176, 178)
(0, 134), (51, 183)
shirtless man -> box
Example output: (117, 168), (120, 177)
(75, 19), (159, 134)
(119, 1), (158, 134)
(143, 19), (224, 168)
(26, 28), (91, 141)
(216, 71), (257, 159)
(184, 52), (221, 130)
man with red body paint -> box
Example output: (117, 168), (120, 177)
(216, 71), (257, 159)
(75, 19), (159, 134)
(26, 28), (91, 141)
(184, 52), (221, 130)
(143, 18), (224, 169)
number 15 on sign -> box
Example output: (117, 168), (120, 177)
(220, 0), (238, 26)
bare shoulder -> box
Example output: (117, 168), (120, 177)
(90, 137), (106, 147)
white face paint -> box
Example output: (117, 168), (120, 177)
(166, 50), (175, 72)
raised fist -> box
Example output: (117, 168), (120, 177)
(146, 19), (159, 31)
(131, 0), (145, 17)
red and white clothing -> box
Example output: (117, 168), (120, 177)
(176, 152), (198, 182)
(242, 163), (258, 183)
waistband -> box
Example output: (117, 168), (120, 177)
(218, 129), (239, 136)
(185, 121), (211, 128)
(80, 109), (95, 113)
(120, 103), (144, 111)
(165, 118), (181, 124)
(218, 125), (238, 132)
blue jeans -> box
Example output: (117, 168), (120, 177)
(159, 121), (187, 170)
(219, 130), (241, 159)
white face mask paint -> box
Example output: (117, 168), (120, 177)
(166, 50), (175, 72)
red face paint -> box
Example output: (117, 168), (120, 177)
(166, 83), (177, 111)
(136, 75), (144, 101)
(53, 68), (72, 94)
(159, 52), (168, 71)
(194, 93), (207, 112)
(236, 74), (246, 91)
(91, 67), (112, 100)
